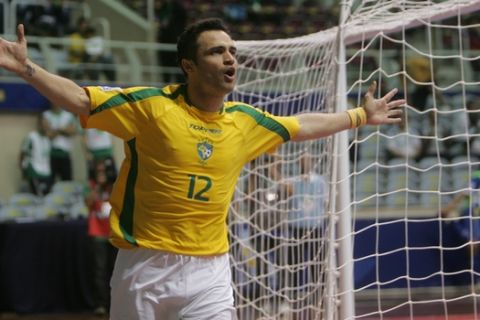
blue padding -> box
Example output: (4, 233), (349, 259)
(0, 83), (50, 112)
(354, 218), (480, 289)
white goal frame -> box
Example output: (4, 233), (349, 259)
(334, 1), (480, 319)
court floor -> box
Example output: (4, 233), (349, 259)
(0, 313), (478, 319)
(1, 298), (478, 320)
(0, 314), (106, 320)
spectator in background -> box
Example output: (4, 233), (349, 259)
(67, 16), (90, 79)
(83, 26), (116, 82)
(248, 155), (289, 313)
(384, 115), (422, 162)
(433, 97), (480, 161)
(450, 99), (480, 159)
(467, 16), (480, 81)
(155, 0), (187, 83)
(223, 1), (248, 23)
(86, 159), (117, 316)
(406, 55), (432, 111)
(42, 104), (78, 182)
(83, 128), (117, 184)
(286, 151), (328, 310)
(468, 100), (480, 157)
(441, 170), (480, 258)
(19, 114), (52, 196)
(419, 89), (452, 160)
(17, 1), (71, 38)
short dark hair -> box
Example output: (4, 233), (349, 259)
(176, 18), (231, 73)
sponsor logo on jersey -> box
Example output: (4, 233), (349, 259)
(197, 140), (213, 163)
(189, 123), (222, 135)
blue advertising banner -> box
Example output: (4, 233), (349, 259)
(0, 82), (50, 112)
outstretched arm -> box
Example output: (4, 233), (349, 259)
(293, 81), (405, 141)
(0, 24), (90, 116)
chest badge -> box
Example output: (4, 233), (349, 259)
(197, 140), (213, 163)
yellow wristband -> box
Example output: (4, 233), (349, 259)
(346, 107), (367, 128)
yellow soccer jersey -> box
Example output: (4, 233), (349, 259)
(80, 84), (300, 255)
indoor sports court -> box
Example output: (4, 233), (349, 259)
(2, 0), (480, 319)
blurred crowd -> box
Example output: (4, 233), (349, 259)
(123, 0), (339, 40)
(0, 0), (340, 84)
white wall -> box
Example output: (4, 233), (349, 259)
(0, 113), (35, 201)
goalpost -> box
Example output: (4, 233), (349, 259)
(228, 1), (480, 319)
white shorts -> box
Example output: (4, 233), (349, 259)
(109, 248), (236, 320)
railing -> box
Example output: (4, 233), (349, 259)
(0, 35), (180, 87)
(0, 33), (477, 89)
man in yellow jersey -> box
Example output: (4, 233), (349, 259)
(0, 18), (404, 319)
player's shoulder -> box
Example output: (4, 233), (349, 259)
(90, 85), (164, 98)
(88, 84), (183, 98)
(87, 84), (186, 113)
(130, 84), (188, 105)
(224, 101), (261, 115)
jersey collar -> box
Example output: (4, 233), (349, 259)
(181, 84), (225, 118)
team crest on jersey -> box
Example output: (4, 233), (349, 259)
(197, 140), (213, 163)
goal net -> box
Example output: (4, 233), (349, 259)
(228, 1), (480, 319)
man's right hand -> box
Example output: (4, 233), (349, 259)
(0, 24), (29, 75)
(0, 24), (91, 116)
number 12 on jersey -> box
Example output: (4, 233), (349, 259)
(187, 174), (212, 201)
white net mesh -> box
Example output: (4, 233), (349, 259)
(228, 1), (480, 319)
(229, 14), (338, 320)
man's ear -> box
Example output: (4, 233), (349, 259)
(181, 59), (194, 74)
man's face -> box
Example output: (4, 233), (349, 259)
(95, 164), (107, 185)
(188, 30), (237, 96)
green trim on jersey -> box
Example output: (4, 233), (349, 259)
(226, 104), (291, 142)
(119, 138), (138, 246)
(91, 86), (184, 116)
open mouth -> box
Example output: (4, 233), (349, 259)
(224, 68), (236, 81)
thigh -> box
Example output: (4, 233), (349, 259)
(181, 254), (236, 320)
(109, 249), (187, 320)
